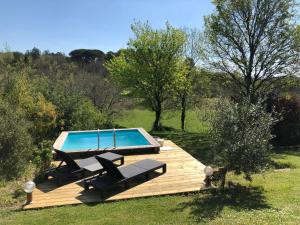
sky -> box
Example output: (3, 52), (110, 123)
(0, 0), (214, 54)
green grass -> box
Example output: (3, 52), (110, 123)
(116, 109), (213, 164)
(1, 149), (300, 225)
(1, 109), (300, 224)
(115, 109), (210, 133)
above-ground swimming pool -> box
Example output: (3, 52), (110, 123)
(53, 128), (161, 156)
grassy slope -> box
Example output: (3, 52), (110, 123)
(1, 109), (300, 225)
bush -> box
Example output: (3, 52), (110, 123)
(70, 100), (109, 130)
(0, 100), (33, 180)
(271, 94), (300, 146)
(32, 140), (53, 174)
(5, 68), (57, 143)
(210, 98), (276, 187)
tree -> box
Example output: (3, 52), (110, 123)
(172, 58), (195, 131)
(6, 68), (57, 143)
(25, 47), (41, 61)
(270, 94), (300, 145)
(106, 21), (187, 130)
(104, 51), (119, 61)
(204, 0), (299, 103)
(0, 99), (33, 180)
(69, 49), (105, 64)
(70, 100), (107, 130)
(210, 98), (276, 188)
(176, 28), (203, 131)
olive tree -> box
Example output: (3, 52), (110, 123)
(210, 98), (276, 187)
(106, 22), (187, 130)
(204, 0), (300, 103)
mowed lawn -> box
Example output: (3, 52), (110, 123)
(114, 109), (210, 133)
(1, 110), (300, 225)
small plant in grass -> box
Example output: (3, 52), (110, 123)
(210, 98), (276, 188)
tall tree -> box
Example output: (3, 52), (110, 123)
(106, 22), (187, 130)
(69, 49), (105, 64)
(204, 0), (300, 103)
(25, 47), (41, 61)
(177, 28), (203, 131)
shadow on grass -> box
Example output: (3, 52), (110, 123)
(152, 131), (213, 165)
(174, 185), (270, 223)
(269, 160), (294, 169)
(272, 147), (300, 156)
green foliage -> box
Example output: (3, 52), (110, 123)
(106, 21), (188, 130)
(204, 0), (299, 102)
(210, 98), (276, 182)
(32, 140), (53, 173)
(69, 49), (105, 63)
(0, 49), (116, 180)
(25, 47), (41, 61)
(70, 100), (107, 130)
(5, 67), (57, 142)
(293, 25), (300, 54)
(271, 94), (300, 146)
(0, 100), (33, 180)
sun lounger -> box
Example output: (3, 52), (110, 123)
(84, 156), (166, 196)
(45, 150), (123, 185)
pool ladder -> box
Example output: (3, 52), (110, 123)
(97, 128), (116, 150)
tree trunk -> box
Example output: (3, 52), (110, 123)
(152, 102), (162, 131)
(181, 95), (187, 131)
(219, 167), (228, 189)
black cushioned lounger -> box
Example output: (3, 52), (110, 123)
(84, 156), (167, 196)
(45, 150), (104, 186)
(45, 150), (85, 185)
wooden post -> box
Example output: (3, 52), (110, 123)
(26, 193), (32, 204)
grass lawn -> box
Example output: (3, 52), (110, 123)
(1, 109), (300, 224)
(114, 108), (210, 133)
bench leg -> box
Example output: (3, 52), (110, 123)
(84, 180), (90, 190)
(162, 165), (167, 173)
(124, 181), (129, 189)
(57, 176), (63, 186)
(145, 173), (150, 180)
(99, 190), (106, 199)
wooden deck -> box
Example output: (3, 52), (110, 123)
(24, 140), (206, 209)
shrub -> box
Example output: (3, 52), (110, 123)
(7, 70), (57, 143)
(0, 100), (33, 180)
(271, 94), (300, 146)
(32, 140), (53, 174)
(210, 98), (276, 187)
(70, 100), (108, 130)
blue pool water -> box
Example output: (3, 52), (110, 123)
(61, 129), (150, 151)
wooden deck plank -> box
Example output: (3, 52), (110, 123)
(24, 140), (206, 209)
